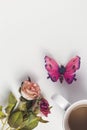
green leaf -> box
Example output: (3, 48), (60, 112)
(8, 92), (17, 104)
(5, 104), (15, 114)
(21, 113), (39, 130)
(8, 111), (23, 128)
(0, 105), (6, 119)
(38, 117), (49, 123)
(5, 92), (17, 114)
(18, 127), (31, 130)
(0, 111), (6, 119)
(18, 101), (27, 111)
(49, 106), (53, 109)
(33, 107), (39, 115)
(0, 106), (2, 111)
(27, 118), (39, 130)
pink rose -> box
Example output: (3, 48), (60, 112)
(21, 80), (41, 100)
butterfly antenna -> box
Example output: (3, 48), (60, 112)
(74, 77), (77, 81)
(47, 76), (50, 79)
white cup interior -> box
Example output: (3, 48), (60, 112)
(63, 100), (87, 130)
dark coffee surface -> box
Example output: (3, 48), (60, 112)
(68, 107), (87, 130)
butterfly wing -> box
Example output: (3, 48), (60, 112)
(44, 56), (59, 82)
(64, 56), (80, 84)
(64, 73), (76, 84)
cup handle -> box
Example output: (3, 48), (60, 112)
(51, 94), (70, 111)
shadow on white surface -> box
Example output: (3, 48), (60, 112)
(59, 74), (87, 104)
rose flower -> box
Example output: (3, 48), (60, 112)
(20, 80), (41, 100)
(40, 98), (50, 117)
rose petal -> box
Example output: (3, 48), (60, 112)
(21, 80), (41, 100)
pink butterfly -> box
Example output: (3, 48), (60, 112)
(44, 56), (81, 84)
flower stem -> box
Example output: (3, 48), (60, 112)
(1, 119), (4, 125)
(1, 118), (7, 130)
(6, 127), (10, 130)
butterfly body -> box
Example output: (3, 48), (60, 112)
(59, 65), (66, 74)
(58, 65), (66, 83)
(44, 56), (80, 84)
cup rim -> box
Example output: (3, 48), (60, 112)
(63, 99), (87, 130)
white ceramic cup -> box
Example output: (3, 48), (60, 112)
(51, 94), (87, 130)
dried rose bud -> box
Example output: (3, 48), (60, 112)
(40, 98), (50, 117)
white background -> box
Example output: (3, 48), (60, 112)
(0, 0), (87, 130)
